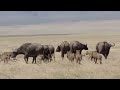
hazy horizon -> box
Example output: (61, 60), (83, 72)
(0, 11), (120, 35)
(0, 11), (120, 26)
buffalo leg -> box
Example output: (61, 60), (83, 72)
(76, 59), (78, 63)
(105, 54), (107, 59)
(32, 58), (34, 64)
(74, 54), (76, 59)
(3, 57), (6, 63)
(77, 60), (79, 64)
(100, 59), (102, 64)
(88, 55), (91, 60)
(94, 58), (96, 63)
(67, 52), (69, 58)
(95, 59), (97, 64)
(33, 57), (37, 64)
(74, 53), (76, 59)
(103, 54), (107, 59)
(24, 55), (28, 64)
(34, 57), (37, 64)
(78, 60), (81, 64)
(53, 53), (55, 62)
(90, 56), (93, 61)
(61, 52), (64, 60)
(32, 57), (36, 64)
(49, 54), (52, 62)
(105, 53), (109, 59)
(26, 57), (29, 63)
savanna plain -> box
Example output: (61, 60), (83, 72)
(0, 20), (120, 79)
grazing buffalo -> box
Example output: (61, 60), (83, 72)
(67, 51), (75, 62)
(42, 45), (55, 62)
(56, 41), (70, 60)
(96, 41), (115, 59)
(11, 43), (44, 64)
(48, 45), (55, 62)
(43, 45), (50, 61)
(70, 41), (88, 58)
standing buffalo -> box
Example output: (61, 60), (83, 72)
(11, 43), (44, 64)
(75, 50), (84, 64)
(56, 41), (70, 60)
(43, 45), (50, 61)
(48, 45), (55, 61)
(69, 41), (88, 58)
(42, 45), (55, 62)
(96, 41), (115, 59)
(67, 51), (75, 62)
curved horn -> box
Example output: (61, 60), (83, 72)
(111, 43), (115, 47)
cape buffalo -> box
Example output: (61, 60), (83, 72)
(11, 43), (44, 64)
(67, 51), (75, 62)
(48, 45), (55, 61)
(86, 50), (97, 60)
(96, 41), (115, 59)
(43, 45), (50, 61)
(76, 50), (83, 64)
(42, 45), (55, 62)
(36, 54), (44, 64)
(70, 41), (88, 58)
(56, 41), (70, 60)
(90, 51), (102, 64)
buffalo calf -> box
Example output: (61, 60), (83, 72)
(67, 51), (75, 62)
(36, 54), (44, 64)
(86, 51), (102, 64)
(76, 50), (84, 64)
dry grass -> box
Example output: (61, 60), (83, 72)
(0, 21), (120, 79)
(0, 33), (120, 79)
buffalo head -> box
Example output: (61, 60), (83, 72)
(83, 44), (88, 50)
(56, 45), (61, 52)
(11, 49), (19, 58)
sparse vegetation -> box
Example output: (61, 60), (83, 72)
(0, 33), (119, 79)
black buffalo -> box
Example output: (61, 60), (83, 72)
(11, 43), (44, 64)
(48, 45), (55, 61)
(43, 45), (50, 61)
(69, 41), (88, 58)
(56, 41), (70, 60)
(96, 41), (115, 59)
(42, 45), (55, 62)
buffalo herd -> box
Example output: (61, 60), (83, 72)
(0, 41), (115, 64)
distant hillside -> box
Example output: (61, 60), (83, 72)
(0, 20), (120, 36)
